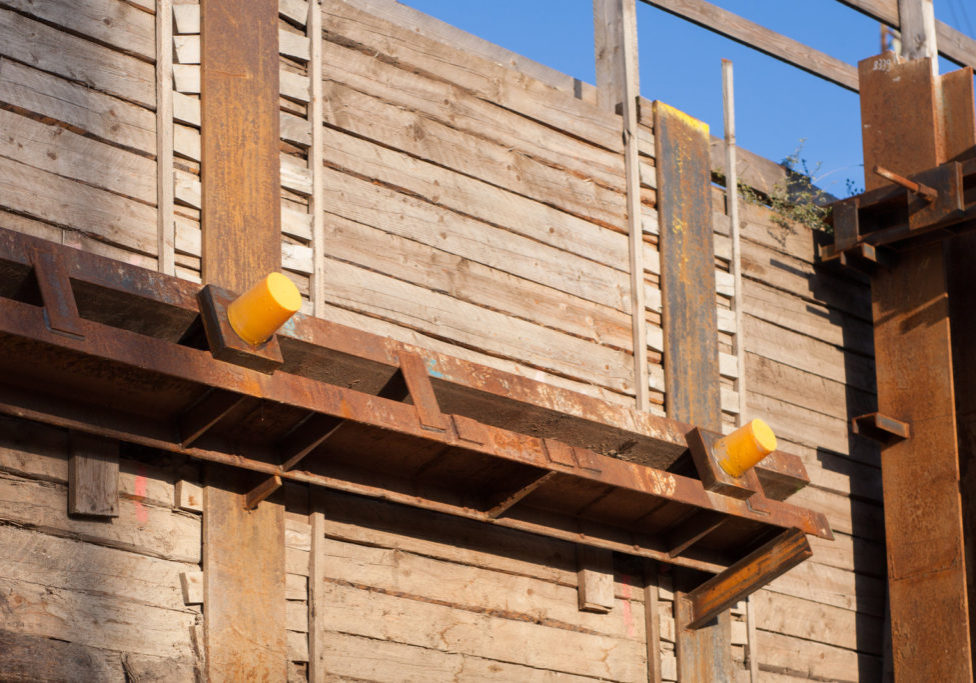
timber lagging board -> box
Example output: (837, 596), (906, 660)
(0, 0), (882, 681)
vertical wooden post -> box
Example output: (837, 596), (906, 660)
(723, 58), (757, 682)
(199, 0), (286, 679)
(68, 432), (119, 517)
(156, 0), (175, 275)
(898, 0), (937, 68)
(308, 498), (326, 681)
(594, 0), (648, 411)
(309, 0), (326, 316)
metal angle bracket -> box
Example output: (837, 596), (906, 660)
(197, 284), (284, 374)
(852, 412), (911, 445)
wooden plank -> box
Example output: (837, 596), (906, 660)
(317, 581), (647, 681)
(67, 432), (119, 518)
(0, 108), (156, 204)
(0, 523), (197, 613)
(319, 536), (645, 641)
(279, 29), (311, 60)
(351, 0), (599, 106)
(594, 0), (647, 409)
(2, 0), (155, 60)
(318, 631), (603, 682)
(757, 630), (881, 682)
(319, 39), (626, 220)
(320, 491), (642, 599)
(0, 471), (200, 563)
(318, 256), (635, 395)
(0, 59), (156, 155)
(898, 0), (937, 63)
(326, 0), (618, 151)
(320, 168), (630, 314)
(0, 8), (155, 108)
(157, 0), (176, 276)
(0, 156), (156, 256)
(0, 574), (197, 660)
(750, 589), (883, 655)
(577, 545), (616, 613)
(309, 0), (326, 315)
(173, 4), (201, 33)
(321, 201), (632, 352)
(640, 0), (858, 91)
(0, 629), (128, 681)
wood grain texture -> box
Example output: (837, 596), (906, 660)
(67, 432), (118, 517)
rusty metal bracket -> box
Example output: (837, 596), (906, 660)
(678, 527), (811, 630)
(29, 244), (84, 339)
(873, 165), (938, 201)
(824, 159), (973, 265)
(852, 412), (911, 445)
(197, 284), (284, 373)
(686, 427), (760, 500)
(398, 350), (450, 433)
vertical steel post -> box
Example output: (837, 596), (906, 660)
(199, 0), (287, 679)
(858, 51), (975, 680)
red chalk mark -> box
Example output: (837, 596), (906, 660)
(133, 469), (149, 525)
(620, 574), (637, 638)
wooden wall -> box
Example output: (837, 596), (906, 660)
(0, 0), (883, 680)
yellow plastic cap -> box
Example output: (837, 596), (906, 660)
(226, 272), (302, 346)
(715, 418), (778, 478)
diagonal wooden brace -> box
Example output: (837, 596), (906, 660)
(679, 528), (811, 630)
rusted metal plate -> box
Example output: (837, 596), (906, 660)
(874, 247), (972, 680)
(654, 101), (721, 432)
(859, 52), (975, 681)
(947, 232), (976, 670)
(859, 55), (942, 192)
(200, 0), (280, 290)
(29, 244), (83, 339)
(654, 99), (730, 682)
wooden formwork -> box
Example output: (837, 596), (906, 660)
(0, 0), (903, 680)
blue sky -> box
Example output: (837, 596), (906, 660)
(398, 0), (976, 197)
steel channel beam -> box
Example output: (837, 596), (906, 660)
(0, 294), (831, 540)
(0, 224), (811, 496)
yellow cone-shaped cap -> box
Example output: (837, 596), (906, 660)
(226, 272), (301, 346)
(715, 418), (777, 478)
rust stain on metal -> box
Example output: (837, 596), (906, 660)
(653, 100), (721, 431)
(846, 53), (976, 681)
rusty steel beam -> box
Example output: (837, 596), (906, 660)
(0, 224), (812, 498)
(0, 292), (831, 541)
(199, 0), (285, 678)
(655, 99), (733, 679)
(655, 100), (721, 431)
(846, 53), (976, 680)
(679, 528), (812, 630)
